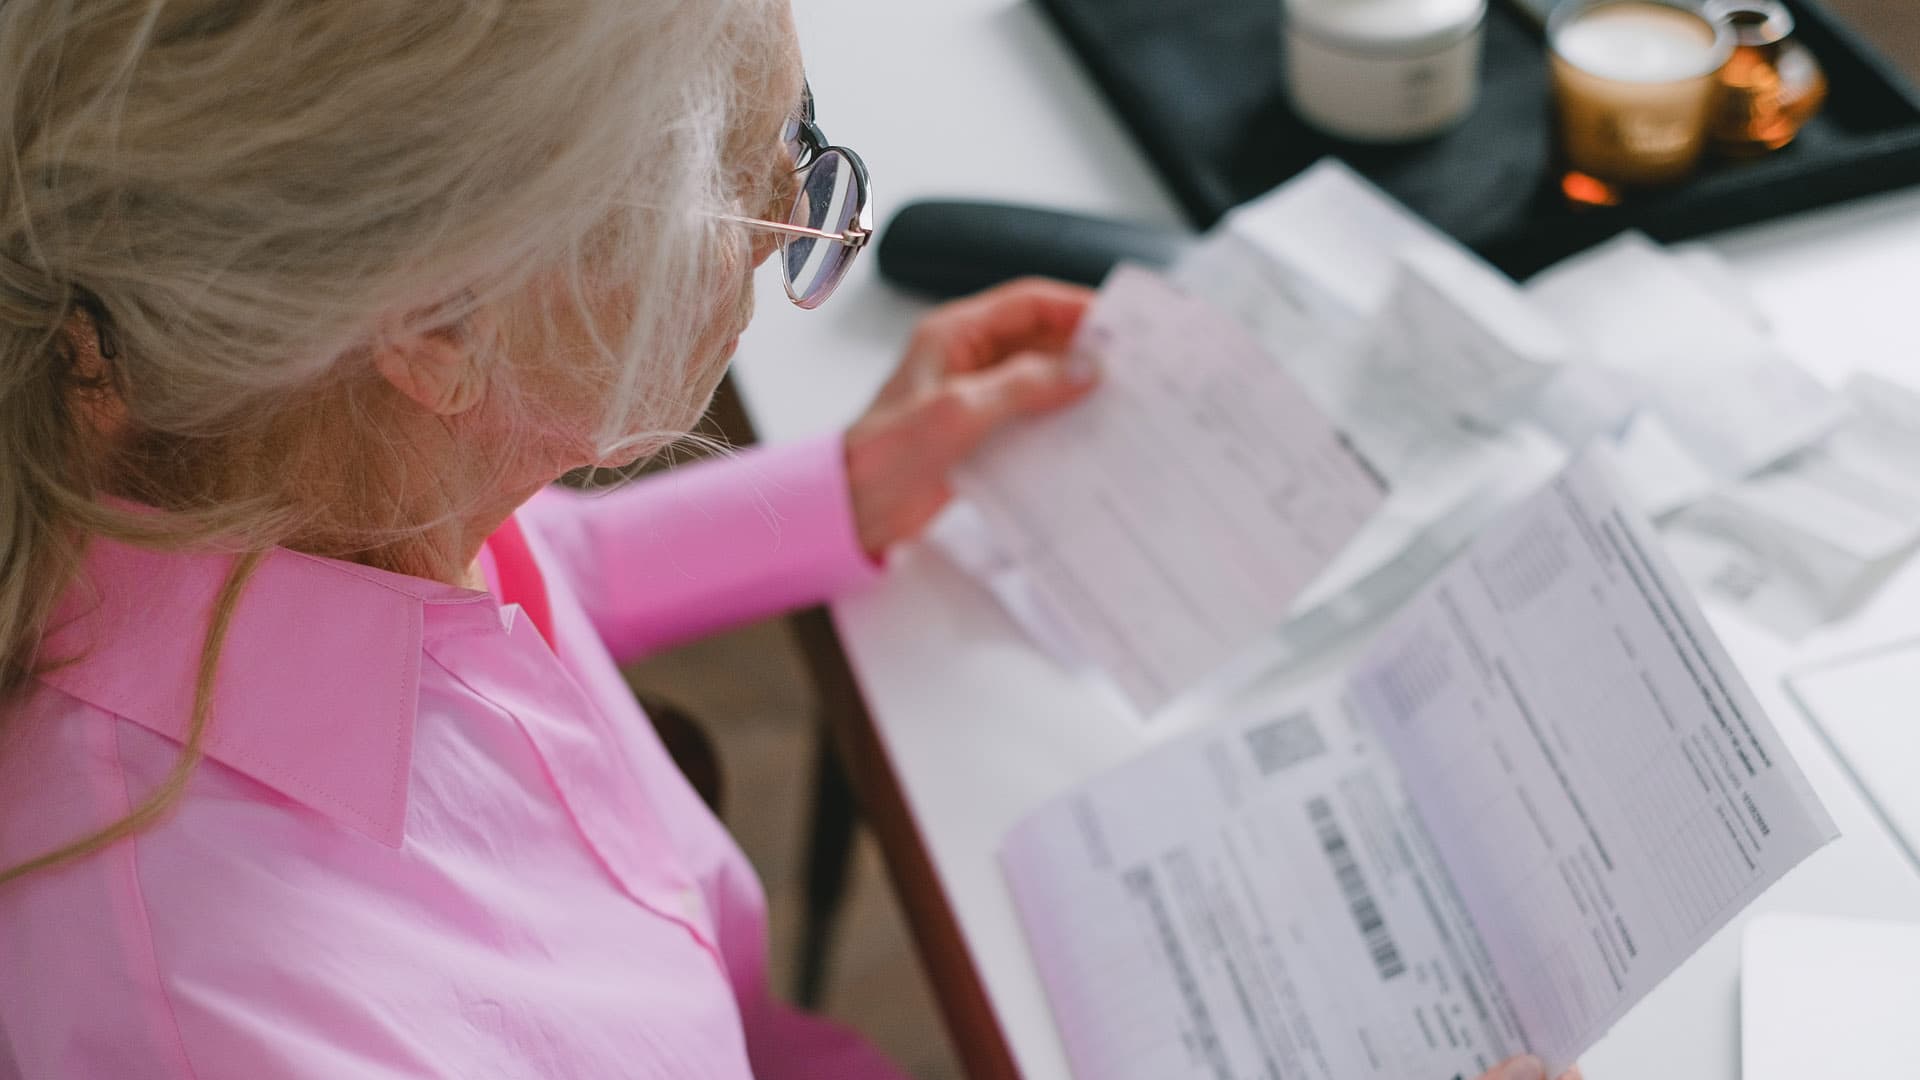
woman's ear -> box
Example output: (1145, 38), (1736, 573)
(371, 324), (486, 416)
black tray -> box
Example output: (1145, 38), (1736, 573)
(1036, 0), (1920, 276)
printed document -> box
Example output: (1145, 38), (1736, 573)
(955, 266), (1386, 713)
(1002, 453), (1836, 1080)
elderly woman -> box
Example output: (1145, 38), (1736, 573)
(0, 2), (1574, 1078)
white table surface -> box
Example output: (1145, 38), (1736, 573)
(730, 3), (1920, 1076)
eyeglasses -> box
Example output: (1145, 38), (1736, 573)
(724, 82), (873, 310)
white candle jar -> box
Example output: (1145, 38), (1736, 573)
(1285, 0), (1489, 143)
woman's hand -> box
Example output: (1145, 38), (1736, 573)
(844, 277), (1099, 558)
(1478, 1056), (1583, 1080)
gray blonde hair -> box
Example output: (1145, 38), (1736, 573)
(0, 0), (785, 884)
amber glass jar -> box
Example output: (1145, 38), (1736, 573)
(1705, 0), (1828, 156)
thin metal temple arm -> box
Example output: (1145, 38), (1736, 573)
(720, 214), (871, 248)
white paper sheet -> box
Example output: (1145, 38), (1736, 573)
(1303, 249), (1568, 482)
(1662, 372), (1920, 636)
(1003, 453), (1837, 1080)
(1003, 675), (1517, 1080)
(1727, 373), (1920, 564)
(1284, 426), (1565, 622)
(1669, 243), (1772, 334)
(1609, 411), (1716, 519)
(1528, 365), (1645, 450)
(1646, 355), (1844, 480)
(1222, 158), (1461, 318)
(1787, 638), (1920, 869)
(1526, 233), (1767, 374)
(927, 501), (1094, 670)
(1348, 452), (1837, 1071)
(1171, 229), (1354, 361)
(1741, 914), (1920, 1080)
(951, 210), (1540, 689)
(1524, 233), (1843, 480)
(1179, 179), (1570, 614)
(955, 266), (1386, 713)
(1203, 235), (1574, 665)
(1367, 245), (1569, 426)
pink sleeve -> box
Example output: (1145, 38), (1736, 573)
(520, 433), (883, 664)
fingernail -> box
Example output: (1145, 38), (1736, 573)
(1493, 1056), (1548, 1080)
(1065, 349), (1099, 384)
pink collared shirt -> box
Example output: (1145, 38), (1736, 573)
(0, 434), (902, 1080)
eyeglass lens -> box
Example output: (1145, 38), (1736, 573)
(782, 148), (860, 309)
(781, 83), (816, 170)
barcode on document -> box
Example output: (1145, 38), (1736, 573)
(1307, 796), (1405, 981)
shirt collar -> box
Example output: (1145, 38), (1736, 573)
(37, 533), (502, 848)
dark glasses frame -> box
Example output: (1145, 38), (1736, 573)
(723, 82), (873, 309)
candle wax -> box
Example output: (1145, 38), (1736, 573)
(1554, 3), (1721, 83)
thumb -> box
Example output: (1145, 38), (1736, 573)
(950, 349), (1100, 445)
(1482, 1056), (1548, 1080)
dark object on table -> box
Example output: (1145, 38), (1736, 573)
(1036, 0), (1920, 277)
(877, 200), (1191, 298)
(1708, 0), (1830, 155)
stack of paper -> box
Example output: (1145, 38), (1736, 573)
(944, 159), (1912, 710)
(1523, 232), (1845, 492)
(944, 160), (1869, 1080)
(1663, 375), (1920, 636)
(1002, 453), (1838, 1080)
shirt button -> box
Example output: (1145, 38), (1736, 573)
(679, 886), (707, 924)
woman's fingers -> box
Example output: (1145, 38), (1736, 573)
(842, 278), (1100, 555)
(944, 349), (1100, 452)
(1474, 1055), (1583, 1080)
(910, 277), (1094, 374)
(1478, 1056), (1548, 1080)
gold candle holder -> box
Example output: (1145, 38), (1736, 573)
(1549, 0), (1736, 206)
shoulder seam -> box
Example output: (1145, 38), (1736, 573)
(111, 723), (206, 1080)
